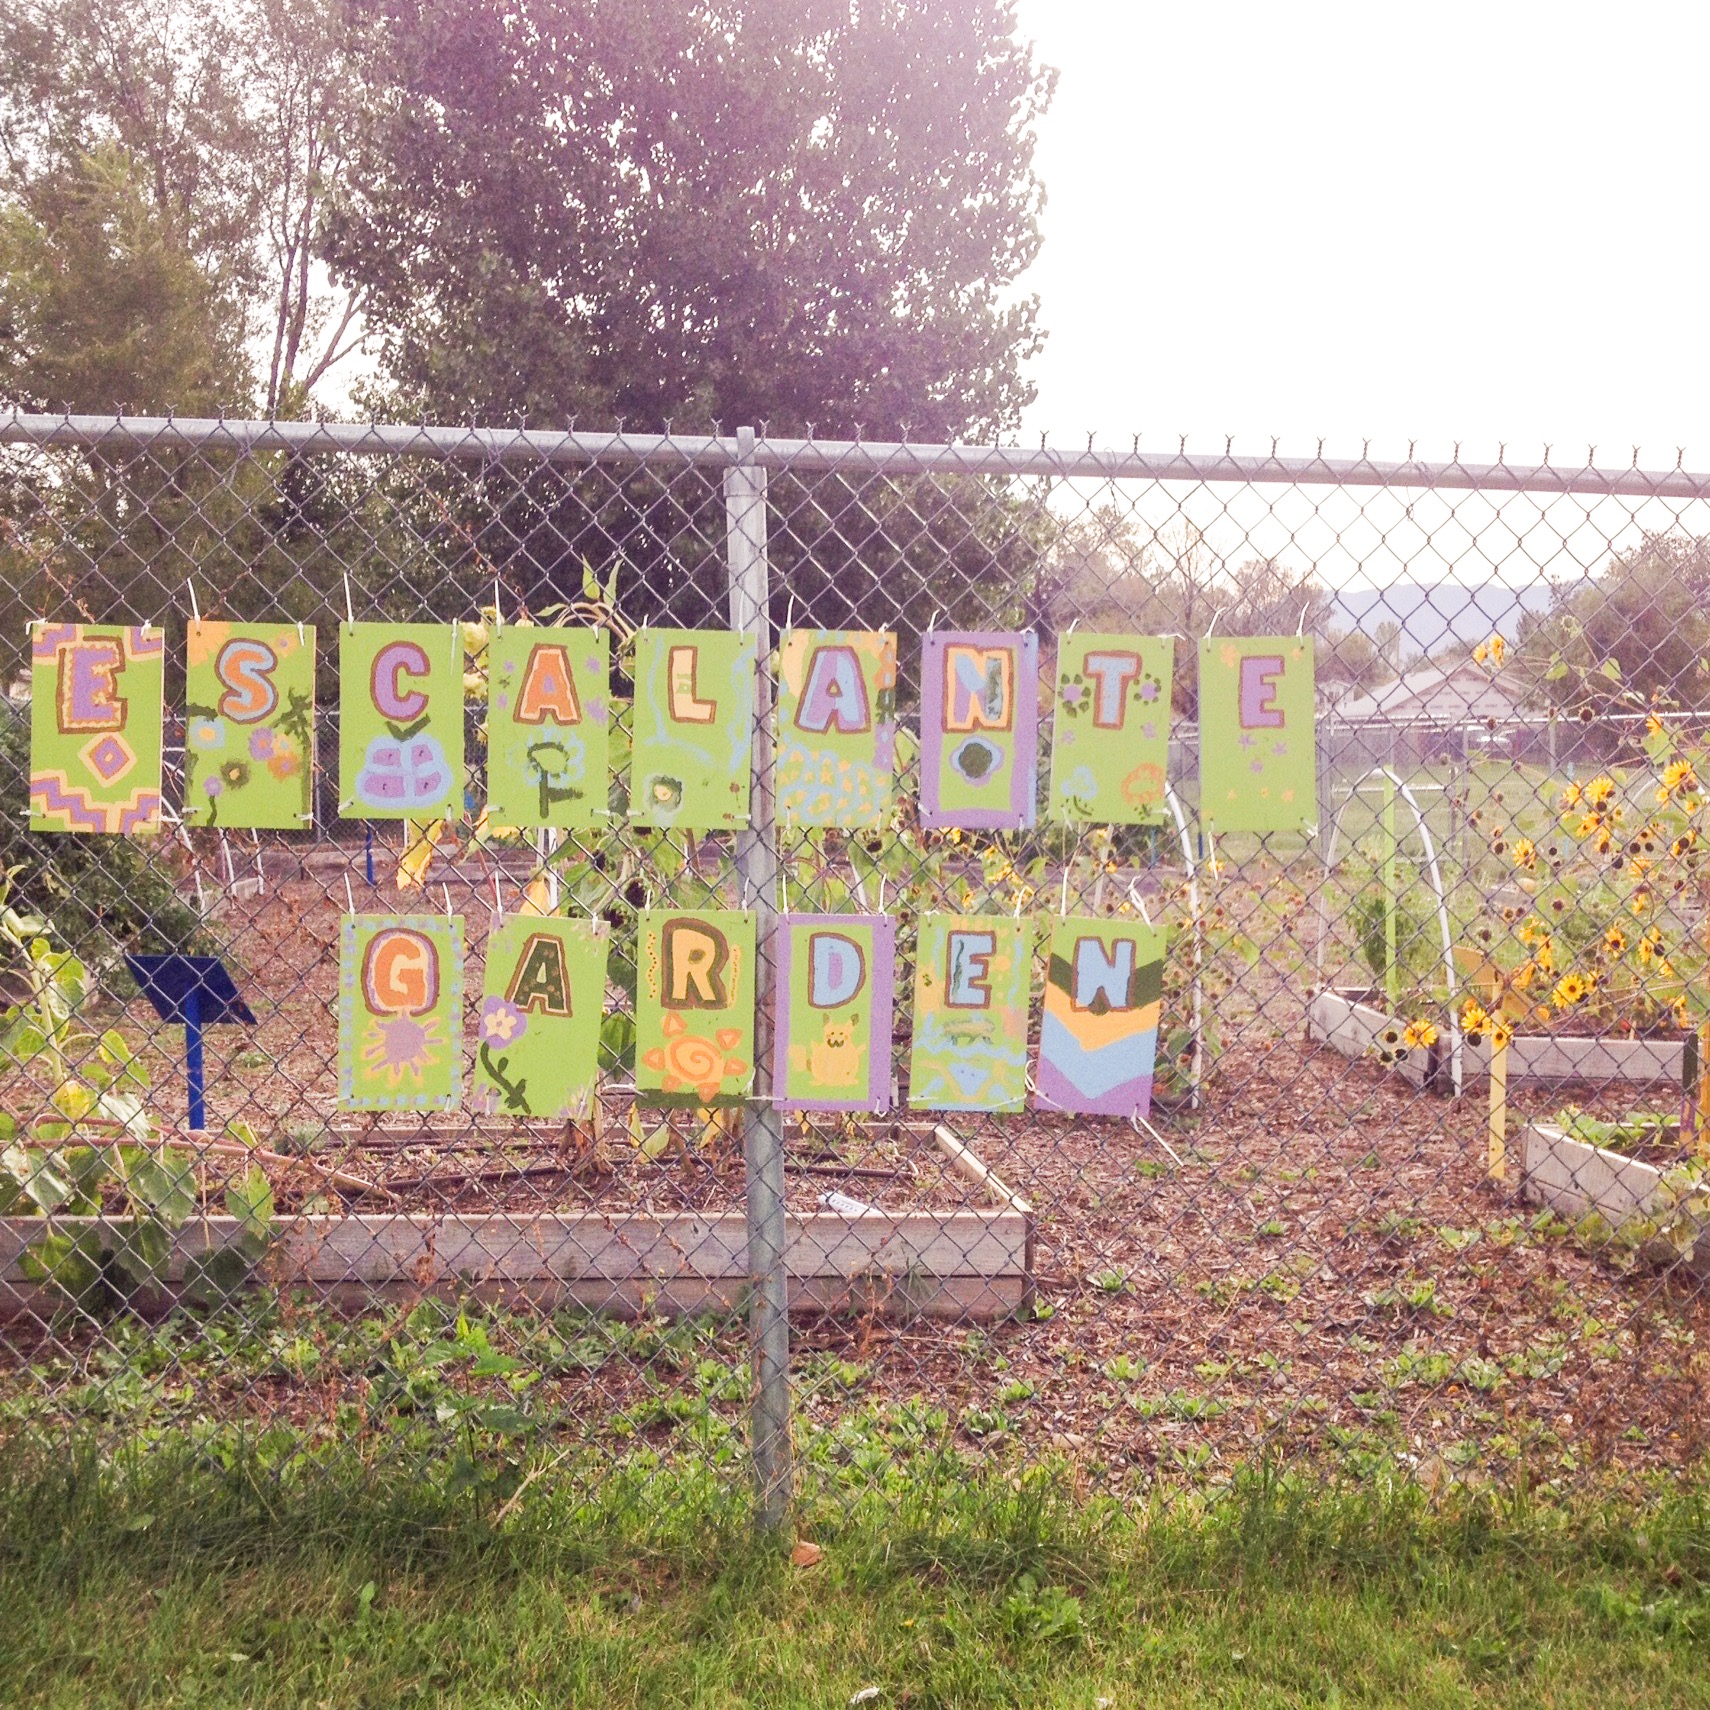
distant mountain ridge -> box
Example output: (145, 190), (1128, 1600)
(1328, 581), (1557, 657)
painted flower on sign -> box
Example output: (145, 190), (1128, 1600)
(479, 996), (527, 1047)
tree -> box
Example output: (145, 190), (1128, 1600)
(0, 144), (249, 412)
(0, 0), (368, 411)
(1518, 532), (1710, 716)
(326, 0), (1053, 438)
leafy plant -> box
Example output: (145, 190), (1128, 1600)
(0, 878), (273, 1310)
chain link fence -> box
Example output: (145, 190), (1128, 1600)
(2, 411), (1708, 1522)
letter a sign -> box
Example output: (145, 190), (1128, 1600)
(473, 917), (607, 1119)
(1197, 636), (1316, 833)
(486, 627), (610, 828)
(636, 908), (756, 1105)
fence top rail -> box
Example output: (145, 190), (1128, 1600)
(5, 409), (1710, 500)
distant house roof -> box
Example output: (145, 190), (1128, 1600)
(1327, 661), (1530, 724)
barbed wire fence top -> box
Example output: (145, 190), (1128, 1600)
(2, 410), (1708, 1524)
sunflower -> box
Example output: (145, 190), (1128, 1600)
(1660, 759), (1700, 799)
(1551, 971), (1595, 1008)
(1402, 1018), (1438, 1050)
(1510, 837), (1537, 871)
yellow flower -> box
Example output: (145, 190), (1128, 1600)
(1584, 775), (1617, 808)
(1510, 838), (1537, 872)
(1603, 924), (1628, 956)
(1661, 759), (1700, 798)
(1472, 641), (1488, 665)
(1535, 937), (1555, 975)
(1646, 714), (1664, 738)
(1402, 1019), (1438, 1050)
(1512, 959), (1536, 992)
(1559, 782), (1583, 810)
(1672, 996), (1691, 1028)
(1635, 927), (1665, 966)
(1460, 999), (1491, 1039)
(1489, 1015), (1514, 1049)
(1551, 971), (1595, 1008)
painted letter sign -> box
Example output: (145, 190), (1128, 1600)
(29, 622), (165, 834)
(1049, 633), (1172, 823)
(629, 630), (755, 830)
(183, 621), (315, 828)
(636, 908), (756, 1105)
(919, 631), (1039, 830)
(1035, 917), (1165, 1119)
(473, 917), (607, 1120)
(486, 626), (609, 827)
(772, 914), (896, 1112)
(339, 623), (464, 820)
(774, 630), (898, 827)
(907, 914), (1030, 1111)
(338, 914), (464, 1109)
(1197, 636), (1316, 832)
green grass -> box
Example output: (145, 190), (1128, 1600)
(4, 1437), (1710, 1706)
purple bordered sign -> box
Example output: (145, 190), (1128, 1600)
(918, 630), (1039, 831)
(771, 913), (896, 1113)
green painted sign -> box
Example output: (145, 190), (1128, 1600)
(1048, 633), (1173, 823)
(774, 630), (898, 827)
(907, 914), (1030, 1112)
(629, 630), (755, 830)
(635, 908), (756, 1106)
(339, 623), (464, 821)
(183, 621), (315, 829)
(474, 916), (607, 1120)
(773, 913), (896, 1112)
(486, 627), (610, 828)
(338, 914), (464, 1110)
(1197, 636), (1317, 833)
(29, 622), (165, 834)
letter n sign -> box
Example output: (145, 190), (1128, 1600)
(1196, 636), (1316, 833)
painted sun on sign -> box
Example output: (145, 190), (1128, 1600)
(635, 909), (757, 1106)
(338, 914), (464, 1110)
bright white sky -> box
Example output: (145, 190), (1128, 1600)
(1011, 0), (1710, 472)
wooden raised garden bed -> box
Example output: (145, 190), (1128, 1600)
(1306, 989), (1447, 1090)
(0, 1125), (1035, 1324)
(1310, 988), (1693, 1094)
(1521, 1119), (1710, 1276)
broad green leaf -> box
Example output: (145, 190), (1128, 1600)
(121, 1150), (197, 1228)
(1, 1142), (74, 1213)
(225, 1170), (275, 1241)
(19, 1229), (105, 1303)
(108, 1217), (173, 1289)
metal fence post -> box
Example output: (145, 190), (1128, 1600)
(725, 425), (794, 1531)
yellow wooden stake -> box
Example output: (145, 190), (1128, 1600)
(1696, 1020), (1710, 1156)
(1487, 1032), (1509, 1182)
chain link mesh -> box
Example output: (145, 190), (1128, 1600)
(2, 413), (1707, 1516)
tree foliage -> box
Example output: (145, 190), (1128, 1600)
(1518, 532), (1710, 715)
(327, 0), (1053, 438)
